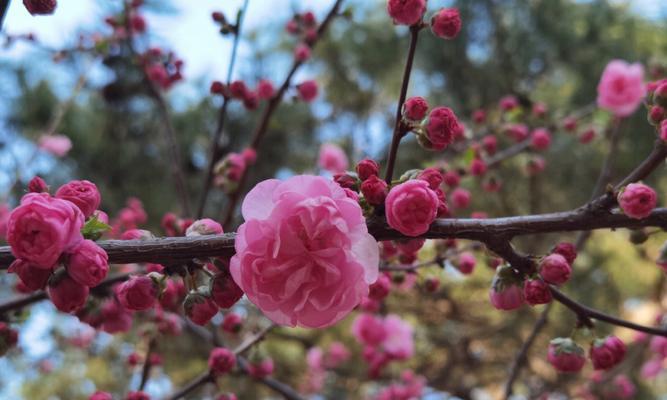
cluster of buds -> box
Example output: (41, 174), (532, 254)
(211, 11), (238, 36)
(647, 77), (667, 141)
(285, 11), (319, 45)
(142, 48), (184, 90)
(210, 79), (275, 110)
(213, 148), (257, 193)
(401, 96), (464, 151)
(103, 0), (147, 39)
(548, 335), (626, 373)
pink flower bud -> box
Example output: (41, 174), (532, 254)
(454, 252), (475, 275)
(402, 96), (429, 121)
(530, 128), (552, 151)
(469, 158), (487, 177)
(221, 312), (243, 334)
(526, 156), (546, 176)
(368, 273), (391, 301)
(472, 109), (486, 124)
(385, 180), (439, 237)
(356, 159), (379, 181)
(67, 239), (109, 287)
(539, 254), (571, 285)
(242, 90), (259, 110)
(184, 291), (218, 325)
(186, 218), (223, 236)
(589, 335), (626, 370)
(100, 299), (133, 334)
(117, 275), (157, 311)
(533, 102), (548, 117)
(443, 170), (460, 187)
(489, 266), (525, 310)
(302, 11), (317, 26)
(229, 80), (247, 99)
(8, 259), (52, 291)
(499, 95), (519, 111)
(523, 279), (552, 305)
(294, 43), (311, 62)
(248, 358), (274, 379)
(23, 0), (57, 15)
(482, 135), (498, 155)
(257, 79), (275, 100)
(386, 0), (426, 26)
(552, 242), (577, 264)
(125, 391), (150, 400)
(361, 176), (388, 206)
(210, 271), (244, 309)
(504, 123), (529, 142)
(297, 80), (318, 102)
(430, 8), (461, 40)
(579, 128), (596, 144)
(423, 106), (461, 151)
(208, 347), (236, 375)
(333, 172), (358, 190)
(451, 187), (471, 209)
(547, 337), (586, 373)
(648, 105), (665, 125)
(28, 176), (49, 193)
(618, 183), (657, 219)
(38, 134), (72, 157)
(120, 229), (154, 240)
(211, 11), (225, 22)
(130, 14), (146, 33)
(285, 19), (299, 34)
(210, 81), (226, 96)
(655, 81), (667, 108)
(47, 271), (89, 313)
(563, 116), (578, 132)
(89, 391), (113, 400)
(417, 167), (443, 190)
(55, 180), (101, 218)
(318, 143), (348, 173)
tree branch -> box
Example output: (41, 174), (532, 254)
(384, 24), (421, 184)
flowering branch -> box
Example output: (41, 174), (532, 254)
(196, 0), (250, 219)
(383, 24), (422, 184)
(220, 0), (344, 229)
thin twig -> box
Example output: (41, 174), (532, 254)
(384, 24), (421, 184)
(138, 337), (157, 391)
(0, 0), (10, 31)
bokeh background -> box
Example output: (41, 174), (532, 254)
(2, 0), (667, 399)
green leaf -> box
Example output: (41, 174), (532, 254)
(81, 216), (111, 241)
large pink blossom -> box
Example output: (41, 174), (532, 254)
(318, 143), (349, 173)
(230, 175), (379, 328)
(7, 193), (84, 268)
(597, 60), (646, 117)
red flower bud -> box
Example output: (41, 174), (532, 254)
(360, 175), (388, 206)
(208, 347), (236, 375)
(210, 272), (244, 309)
(356, 159), (379, 181)
(539, 254), (571, 285)
(430, 8), (461, 40)
(47, 271), (89, 313)
(28, 176), (49, 193)
(117, 275), (157, 311)
(523, 279), (552, 305)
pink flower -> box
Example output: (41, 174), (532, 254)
(185, 218), (223, 236)
(381, 314), (414, 360)
(318, 143), (349, 173)
(48, 272), (89, 313)
(356, 159), (380, 181)
(455, 252), (476, 275)
(650, 336), (667, 358)
(530, 128), (552, 151)
(208, 347), (236, 375)
(611, 375), (636, 399)
(352, 313), (388, 347)
(297, 80), (318, 102)
(184, 291), (219, 325)
(368, 273), (391, 301)
(430, 8), (461, 39)
(499, 95), (519, 111)
(482, 135), (497, 155)
(229, 80), (247, 99)
(424, 106), (461, 150)
(540, 254), (571, 285)
(640, 357), (664, 379)
(618, 183), (657, 219)
(548, 338), (586, 373)
(451, 187), (471, 209)
(504, 123), (529, 142)
(385, 180), (439, 237)
(248, 358), (274, 379)
(67, 239), (109, 287)
(597, 60), (646, 117)
(306, 347), (324, 370)
(402, 96), (429, 121)
(443, 170), (460, 187)
(552, 242), (577, 264)
(7, 193), (84, 268)
(231, 176), (379, 328)
(589, 335), (626, 370)
(386, 0), (426, 26)
(90, 392), (113, 400)
(55, 180), (101, 218)
(100, 299), (133, 334)
(580, 128), (596, 144)
(361, 176), (388, 206)
(523, 279), (552, 305)
(294, 43), (311, 61)
(472, 109), (486, 124)
(221, 312), (243, 333)
(489, 265), (525, 310)
(469, 158), (487, 176)
(117, 275), (157, 311)
(326, 342), (351, 367)
(210, 271), (244, 309)
(257, 79), (275, 99)
(8, 259), (52, 291)
(23, 0), (57, 15)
